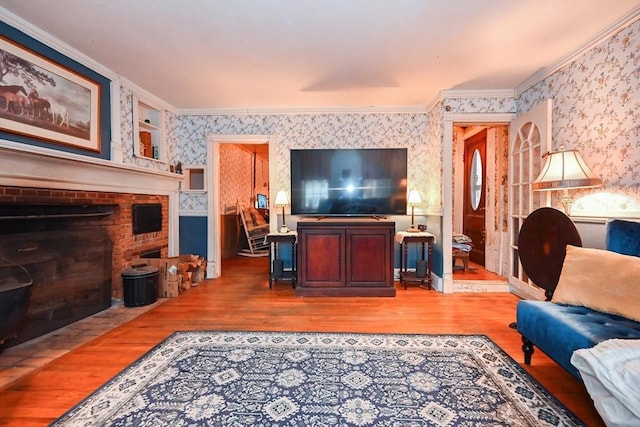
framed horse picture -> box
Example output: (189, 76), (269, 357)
(0, 22), (111, 159)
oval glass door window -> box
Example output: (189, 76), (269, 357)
(470, 149), (482, 210)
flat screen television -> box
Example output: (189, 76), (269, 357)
(290, 148), (407, 216)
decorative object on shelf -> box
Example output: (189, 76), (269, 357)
(406, 189), (422, 232)
(532, 146), (601, 215)
(274, 190), (290, 233)
(139, 131), (151, 157)
(175, 162), (183, 174)
(134, 96), (164, 160)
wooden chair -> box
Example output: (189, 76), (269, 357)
(238, 206), (270, 257)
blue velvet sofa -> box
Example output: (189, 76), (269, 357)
(516, 219), (640, 379)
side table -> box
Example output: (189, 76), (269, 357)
(395, 231), (436, 290)
(265, 232), (297, 289)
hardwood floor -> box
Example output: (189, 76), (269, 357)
(0, 255), (603, 426)
(452, 260), (507, 281)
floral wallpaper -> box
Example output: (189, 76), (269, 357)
(425, 100), (443, 212)
(518, 18), (640, 218)
(176, 112), (429, 215)
(219, 144), (254, 212)
(436, 96), (517, 220)
(176, 115), (276, 213)
(179, 191), (205, 213)
(125, 17), (639, 220)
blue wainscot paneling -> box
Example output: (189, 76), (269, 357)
(427, 215), (443, 277)
(273, 242), (294, 268)
(179, 216), (207, 257)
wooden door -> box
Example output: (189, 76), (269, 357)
(347, 227), (392, 287)
(298, 227), (345, 287)
(463, 129), (487, 265)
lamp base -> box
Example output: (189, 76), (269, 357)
(279, 226), (290, 234)
(406, 226), (420, 233)
(560, 194), (573, 216)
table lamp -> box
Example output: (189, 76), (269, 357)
(274, 189), (290, 233)
(532, 147), (601, 215)
(406, 189), (422, 232)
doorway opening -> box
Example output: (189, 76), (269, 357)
(452, 124), (509, 288)
(206, 134), (274, 279)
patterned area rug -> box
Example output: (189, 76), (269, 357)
(52, 332), (584, 426)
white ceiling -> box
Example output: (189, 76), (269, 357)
(1, 0), (638, 111)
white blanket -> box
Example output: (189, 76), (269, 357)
(571, 339), (640, 427)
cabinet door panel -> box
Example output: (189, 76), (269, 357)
(300, 231), (344, 287)
(348, 230), (392, 286)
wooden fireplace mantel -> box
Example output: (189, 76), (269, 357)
(0, 142), (182, 195)
(0, 142), (183, 256)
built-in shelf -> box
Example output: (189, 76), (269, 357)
(183, 165), (206, 191)
(133, 95), (165, 162)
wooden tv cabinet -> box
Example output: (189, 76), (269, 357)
(296, 218), (395, 296)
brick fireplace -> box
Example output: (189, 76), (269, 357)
(0, 186), (169, 300)
(0, 143), (182, 346)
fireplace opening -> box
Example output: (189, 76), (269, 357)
(140, 248), (162, 258)
(0, 204), (114, 348)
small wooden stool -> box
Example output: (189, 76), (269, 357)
(452, 249), (469, 272)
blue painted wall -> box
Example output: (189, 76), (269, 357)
(179, 216), (207, 257)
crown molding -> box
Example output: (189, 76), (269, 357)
(209, 134), (272, 143)
(425, 95), (442, 113)
(516, 5), (640, 95)
(440, 89), (516, 99)
(445, 113), (516, 125)
(119, 78), (176, 114)
(177, 105), (427, 116)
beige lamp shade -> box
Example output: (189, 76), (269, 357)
(533, 149), (601, 191)
(407, 189), (422, 206)
(274, 190), (290, 233)
(274, 189), (290, 207)
(406, 189), (422, 232)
